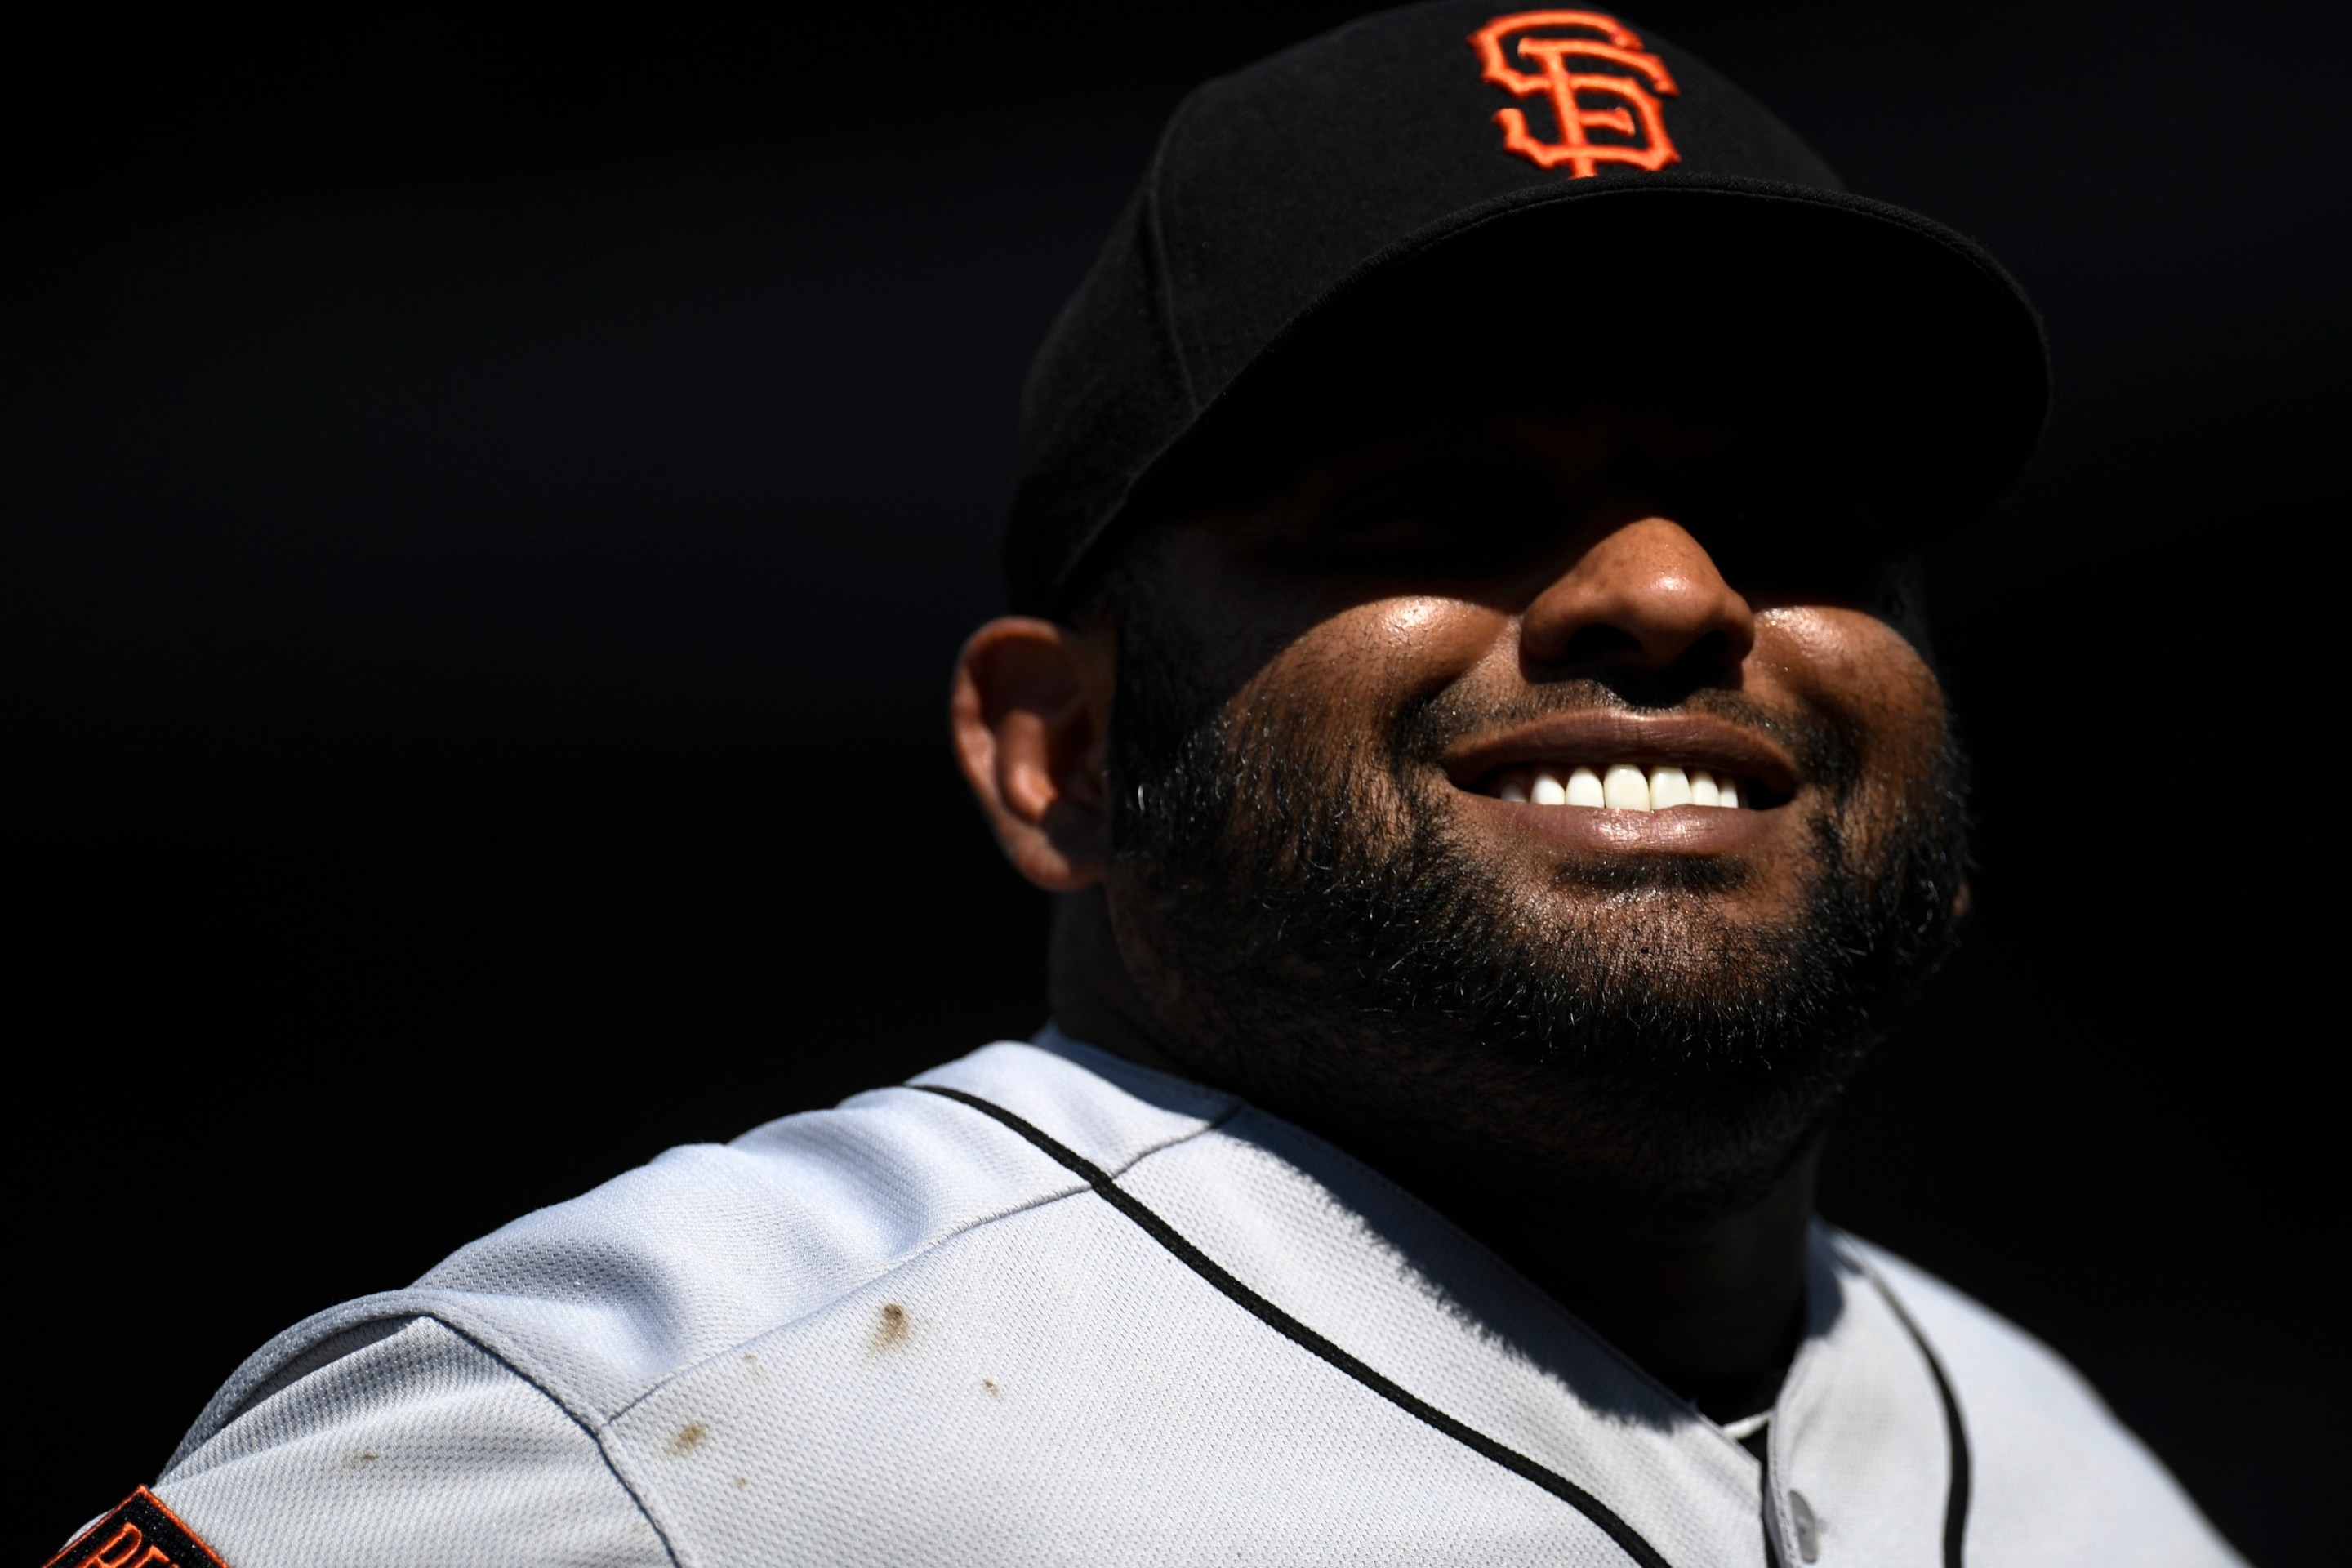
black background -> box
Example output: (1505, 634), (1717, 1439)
(16, 2), (2341, 1561)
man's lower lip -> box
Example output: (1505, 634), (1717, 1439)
(1461, 792), (1785, 852)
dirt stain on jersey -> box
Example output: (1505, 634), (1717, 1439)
(669, 1422), (710, 1455)
(344, 1450), (381, 1468)
(871, 1301), (911, 1351)
(982, 1378), (1002, 1397)
(742, 1352), (764, 1379)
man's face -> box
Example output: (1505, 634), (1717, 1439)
(1094, 403), (1968, 1209)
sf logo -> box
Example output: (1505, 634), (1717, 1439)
(1470, 11), (1682, 176)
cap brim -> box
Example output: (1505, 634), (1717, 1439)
(1071, 175), (2050, 604)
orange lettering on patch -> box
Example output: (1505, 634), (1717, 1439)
(74, 1522), (144, 1568)
(1470, 11), (1681, 176)
(46, 1491), (227, 1568)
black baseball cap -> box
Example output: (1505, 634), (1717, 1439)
(1004, 2), (2050, 614)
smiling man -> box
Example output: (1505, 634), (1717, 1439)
(76, 7), (2242, 1567)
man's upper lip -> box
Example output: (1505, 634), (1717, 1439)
(1441, 711), (1801, 794)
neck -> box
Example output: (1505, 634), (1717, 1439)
(1383, 1138), (1818, 1419)
(1048, 888), (1818, 1421)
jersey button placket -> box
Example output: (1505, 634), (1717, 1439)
(1787, 1489), (1821, 1562)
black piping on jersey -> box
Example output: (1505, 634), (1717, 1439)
(1863, 1262), (1974, 1567)
(919, 1085), (1979, 1566)
(913, 1083), (1674, 1568)
(1757, 1423), (1784, 1568)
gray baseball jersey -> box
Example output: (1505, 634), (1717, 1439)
(85, 1031), (2236, 1566)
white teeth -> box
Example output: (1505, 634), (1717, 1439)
(1495, 763), (1749, 809)
(1647, 765), (1691, 809)
(1603, 764), (1652, 812)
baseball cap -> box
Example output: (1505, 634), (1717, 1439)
(1004, 2), (2050, 614)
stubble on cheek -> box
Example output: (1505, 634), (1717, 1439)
(1103, 599), (1454, 1013)
(1753, 605), (1958, 897)
(1214, 604), (1461, 858)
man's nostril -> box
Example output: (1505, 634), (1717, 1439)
(1668, 627), (1748, 684)
(1552, 623), (1645, 665)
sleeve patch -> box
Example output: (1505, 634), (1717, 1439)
(44, 1489), (229, 1568)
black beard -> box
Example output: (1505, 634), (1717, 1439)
(1101, 612), (1970, 1217)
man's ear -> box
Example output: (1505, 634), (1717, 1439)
(950, 617), (1116, 892)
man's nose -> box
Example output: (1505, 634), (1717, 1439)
(1519, 516), (1756, 674)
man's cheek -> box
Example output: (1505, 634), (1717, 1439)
(1757, 608), (1941, 735)
(1253, 599), (1469, 733)
(1757, 608), (1948, 826)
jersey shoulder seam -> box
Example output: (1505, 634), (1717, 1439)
(598, 1094), (1238, 1425)
(421, 1315), (697, 1568)
(168, 1312), (695, 1568)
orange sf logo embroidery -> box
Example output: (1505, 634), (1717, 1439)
(1469, 11), (1682, 177)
